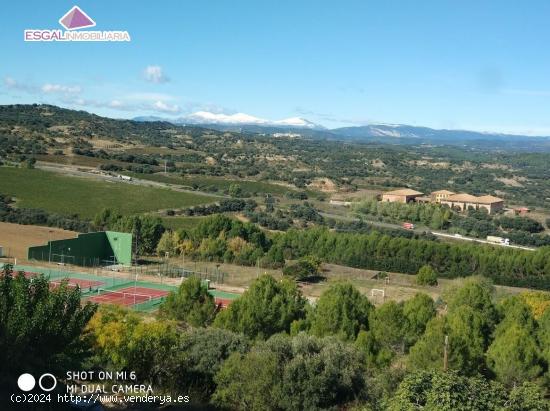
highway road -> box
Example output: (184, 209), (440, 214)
(431, 231), (536, 251)
(320, 211), (537, 251)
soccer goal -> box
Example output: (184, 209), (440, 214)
(371, 288), (386, 302)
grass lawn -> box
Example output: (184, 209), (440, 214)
(0, 167), (215, 219)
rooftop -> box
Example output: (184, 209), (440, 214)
(476, 195), (504, 204)
(431, 190), (456, 195)
(383, 189), (424, 196)
(446, 193), (480, 202)
(444, 193), (504, 204)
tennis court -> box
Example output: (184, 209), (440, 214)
(13, 264), (135, 291)
(87, 286), (170, 307)
(50, 277), (104, 290)
(4, 263), (240, 312)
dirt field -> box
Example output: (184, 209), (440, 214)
(162, 258), (529, 305)
(0, 222), (77, 261)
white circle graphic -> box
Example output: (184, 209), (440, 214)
(17, 373), (35, 391)
(38, 373), (57, 392)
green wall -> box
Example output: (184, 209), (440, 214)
(105, 231), (133, 266)
(28, 231), (133, 266)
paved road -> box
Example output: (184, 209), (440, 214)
(320, 211), (538, 251)
(36, 162), (226, 199)
(431, 231), (536, 251)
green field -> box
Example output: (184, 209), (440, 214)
(128, 172), (295, 195)
(161, 215), (209, 230)
(0, 167), (216, 218)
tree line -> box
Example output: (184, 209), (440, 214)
(267, 227), (550, 289)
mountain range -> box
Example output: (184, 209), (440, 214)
(133, 111), (550, 150)
(134, 111), (322, 129)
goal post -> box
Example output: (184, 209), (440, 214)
(371, 288), (385, 298)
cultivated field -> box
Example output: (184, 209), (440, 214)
(0, 167), (215, 218)
(161, 215), (209, 230)
(127, 172), (298, 196)
(0, 222), (76, 260)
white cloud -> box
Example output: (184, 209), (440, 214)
(3, 76), (82, 95)
(143, 65), (169, 83)
(41, 83), (81, 94)
(4, 77), (17, 88)
(108, 99), (124, 108)
(3, 76), (36, 93)
(153, 100), (180, 113)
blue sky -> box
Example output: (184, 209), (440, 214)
(2, 0), (550, 134)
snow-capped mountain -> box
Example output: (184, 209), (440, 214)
(134, 111), (324, 130)
(132, 111), (550, 150)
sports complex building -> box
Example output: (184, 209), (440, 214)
(27, 231), (132, 267)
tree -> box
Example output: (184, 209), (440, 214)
(520, 291), (550, 320)
(214, 275), (306, 339)
(159, 276), (217, 327)
(369, 301), (408, 356)
(486, 323), (543, 387)
(93, 208), (119, 230)
(446, 277), (498, 337)
(538, 308), (550, 373)
(213, 334), (366, 411)
(402, 293), (436, 347)
(86, 304), (141, 370)
(213, 350), (280, 411)
(25, 157), (36, 169)
(309, 282), (373, 341)
(173, 328), (249, 401)
(387, 370), (507, 411)
(282, 256), (321, 281)
(87, 304), (179, 389)
(123, 320), (179, 387)
(408, 306), (487, 375)
(228, 183), (243, 197)
(156, 230), (179, 257)
(494, 295), (536, 337)
(507, 382), (550, 411)
(416, 265), (438, 286)
(0, 266), (96, 391)
(111, 214), (165, 255)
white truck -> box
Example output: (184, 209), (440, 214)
(486, 236), (510, 246)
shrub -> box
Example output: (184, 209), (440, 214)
(416, 265), (438, 286)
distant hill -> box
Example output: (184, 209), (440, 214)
(134, 110), (550, 151)
(1, 104), (549, 151)
(0, 104), (218, 146)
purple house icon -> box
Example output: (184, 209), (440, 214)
(59, 6), (96, 30)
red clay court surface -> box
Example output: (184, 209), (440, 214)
(50, 278), (104, 290)
(215, 298), (233, 308)
(19, 272), (104, 290)
(87, 286), (169, 307)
